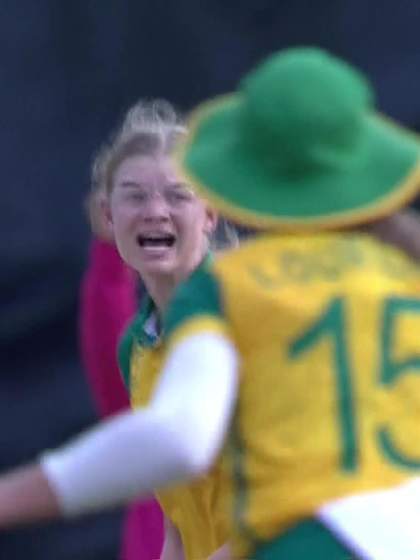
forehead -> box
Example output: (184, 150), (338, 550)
(114, 155), (179, 189)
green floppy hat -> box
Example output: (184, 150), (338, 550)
(178, 47), (420, 230)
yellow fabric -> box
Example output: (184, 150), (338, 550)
(166, 315), (231, 352)
(168, 233), (420, 557)
(130, 342), (231, 560)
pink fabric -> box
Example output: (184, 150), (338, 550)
(80, 239), (163, 560)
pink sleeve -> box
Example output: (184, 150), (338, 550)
(79, 239), (137, 417)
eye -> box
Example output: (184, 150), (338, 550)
(128, 191), (148, 203)
(166, 189), (193, 204)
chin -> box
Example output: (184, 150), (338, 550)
(140, 259), (178, 277)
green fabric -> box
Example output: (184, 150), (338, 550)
(181, 47), (420, 229)
(117, 296), (157, 390)
(229, 407), (261, 548)
(253, 519), (354, 560)
(163, 265), (224, 340)
(118, 253), (214, 389)
(118, 327), (134, 389)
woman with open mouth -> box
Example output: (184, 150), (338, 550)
(4, 48), (420, 560)
(87, 99), (228, 560)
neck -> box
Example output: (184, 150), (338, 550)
(361, 210), (420, 261)
(143, 274), (178, 313)
(141, 251), (207, 314)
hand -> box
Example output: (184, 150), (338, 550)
(0, 464), (61, 528)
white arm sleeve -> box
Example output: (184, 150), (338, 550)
(41, 332), (239, 517)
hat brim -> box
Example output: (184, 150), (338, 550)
(177, 95), (420, 231)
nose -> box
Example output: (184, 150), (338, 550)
(141, 192), (170, 223)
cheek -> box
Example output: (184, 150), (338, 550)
(176, 215), (208, 251)
(112, 206), (138, 232)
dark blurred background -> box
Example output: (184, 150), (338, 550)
(1, 1), (420, 558)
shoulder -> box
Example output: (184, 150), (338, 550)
(163, 265), (226, 343)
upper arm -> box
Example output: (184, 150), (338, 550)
(152, 267), (239, 472)
(151, 331), (239, 474)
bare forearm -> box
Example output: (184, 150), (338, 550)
(0, 464), (60, 528)
(160, 535), (185, 560)
(207, 543), (231, 560)
(160, 516), (185, 560)
(0, 334), (237, 527)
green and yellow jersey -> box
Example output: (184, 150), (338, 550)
(118, 259), (231, 560)
(163, 232), (420, 558)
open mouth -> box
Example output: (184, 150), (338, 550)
(137, 234), (176, 248)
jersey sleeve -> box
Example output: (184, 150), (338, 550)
(163, 265), (230, 348)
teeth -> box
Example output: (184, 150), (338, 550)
(138, 235), (175, 247)
(144, 240), (167, 246)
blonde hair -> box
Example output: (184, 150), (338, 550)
(213, 218), (240, 251)
(90, 99), (242, 252)
(91, 99), (186, 195)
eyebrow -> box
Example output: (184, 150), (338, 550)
(118, 180), (194, 193)
(166, 182), (194, 192)
(119, 180), (143, 189)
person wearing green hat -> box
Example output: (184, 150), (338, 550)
(2, 47), (420, 560)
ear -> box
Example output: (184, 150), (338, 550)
(87, 190), (115, 242)
(101, 194), (116, 242)
(204, 206), (218, 236)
